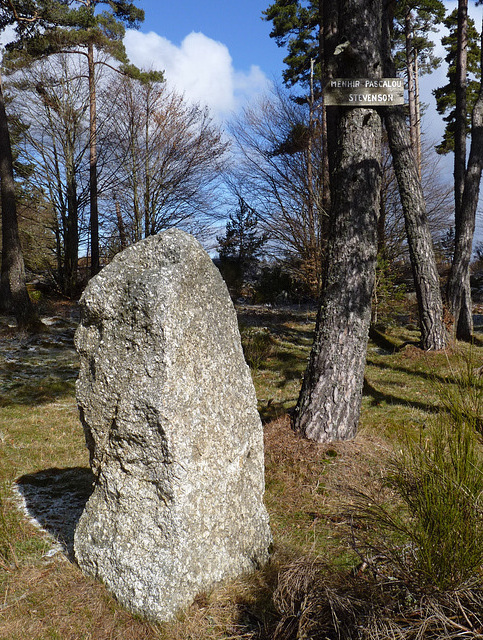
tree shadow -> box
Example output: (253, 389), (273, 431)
(366, 357), (464, 386)
(362, 378), (439, 414)
(0, 326), (78, 407)
(15, 467), (94, 560)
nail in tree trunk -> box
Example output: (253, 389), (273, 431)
(293, 0), (383, 443)
(0, 74), (37, 330)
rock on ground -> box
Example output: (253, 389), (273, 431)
(73, 229), (271, 621)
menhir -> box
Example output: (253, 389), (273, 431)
(73, 229), (272, 621)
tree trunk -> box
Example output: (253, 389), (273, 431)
(405, 11), (419, 168)
(293, 0), (383, 443)
(383, 108), (447, 350)
(448, 37), (483, 341)
(0, 74), (37, 329)
(65, 141), (79, 297)
(382, 6), (447, 351)
(454, 0), (468, 219)
(414, 45), (422, 178)
(115, 198), (128, 250)
(449, 0), (473, 341)
(88, 41), (100, 277)
(318, 0), (331, 251)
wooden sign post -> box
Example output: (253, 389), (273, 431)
(324, 78), (405, 106)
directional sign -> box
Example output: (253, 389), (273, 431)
(324, 78), (405, 106)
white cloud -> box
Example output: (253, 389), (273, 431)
(124, 30), (271, 120)
(0, 25), (17, 50)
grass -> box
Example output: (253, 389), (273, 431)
(1, 303), (483, 639)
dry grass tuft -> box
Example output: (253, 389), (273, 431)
(271, 557), (483, 640)
(165, 560), (283, 640)
(272, 557), (368, 640)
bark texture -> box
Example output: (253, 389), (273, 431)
(382, 6), (447, 351)
(454, 0), (468, 218)
(384, 107), (447, 350)
(451, 0), (472, 340)
(448, 76), (483, 340)
(88, 41), (100, 277)
(65, 141), (79, 297)
(293, 0), (383, 443)
(0, 76), (37, 329)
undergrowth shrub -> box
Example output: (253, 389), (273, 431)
(385, 416), (483, 589)
(372, 256), (407, 326)
(439, 353), (483, 434)
(239, 325), (273, 370)
(271, 356), (483, 639)
(352, 353), (483, 591)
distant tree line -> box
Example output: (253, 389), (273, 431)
(0, 0), (228, 326)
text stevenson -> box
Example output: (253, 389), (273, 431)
(324, 78), (405, 106)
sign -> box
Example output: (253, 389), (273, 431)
(324, 78), (405, 106)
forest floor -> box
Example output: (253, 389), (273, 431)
(1, 302), (483, 639)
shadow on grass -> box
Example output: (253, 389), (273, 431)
(362, 378), (439, 414)
(366, 356), (476, 387)
(15, 467), (94, 560)
(14, 466), (282, 638)
(0, 375), (76, 407)
(266, 350), (306, 386)
(0, 323), (78, 407)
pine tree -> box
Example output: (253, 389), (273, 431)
(4, 0), (157, 277)
(445, 6), (483, 341)
(392, 0), (445, 176)
(292, 0), (384, 442)
(217, 198), (268, 298)
(218, 198), (268, 265)
(433, 8), (481, 155)
(0, 1), (64, 328)
(264, 0), (447, 352)
(263, 0), (320, 88)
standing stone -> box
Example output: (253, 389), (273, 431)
(73, 229), (271, 621)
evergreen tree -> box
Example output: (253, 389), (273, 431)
(433, 8), (481, 155)
(263, 1), (330, 237)
(433, 4), (483, 341)
(264, 0), (447, 352)
(446, 9), (483, 341)
(263, 0), (320, 89)
(392, 0), (446, 75)
(293, 0), (384, 442)
(392, 0), (446, 175)
(217, 197), (268, 265)
(217, 198), (268, 298)
(4, 0), (157, 277)
(0, 0), (64, 328)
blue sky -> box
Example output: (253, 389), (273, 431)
(138, 0), (284, 76)
(123, 0), (286, 121)
(123, 1), (475, 133)
(123, 0), (483, 240)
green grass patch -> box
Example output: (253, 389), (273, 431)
(2, 306), (483, 639)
